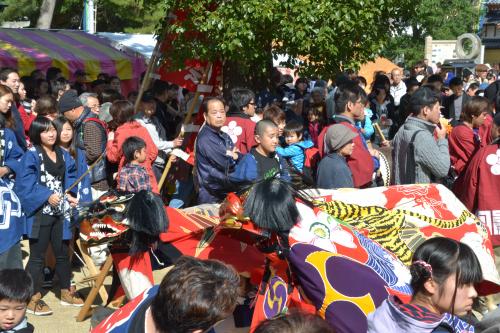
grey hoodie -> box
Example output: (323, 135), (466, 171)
(392, 116), (450, 184)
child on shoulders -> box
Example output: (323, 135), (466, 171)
(117, 136), (152, 193)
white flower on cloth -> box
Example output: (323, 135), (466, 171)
(290, 202), (356, 253)
(486, 149), (500, 175)
(221, 120), (242, 144)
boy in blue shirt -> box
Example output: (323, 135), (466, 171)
(276, 120), (314, 173)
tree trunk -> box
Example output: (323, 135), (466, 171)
(36, 0), (57, 29)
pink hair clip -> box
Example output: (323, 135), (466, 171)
(413, 260), (433, 275)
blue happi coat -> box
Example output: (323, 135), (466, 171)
(0, 128), (25, 254)
(14, 146), (77, 240)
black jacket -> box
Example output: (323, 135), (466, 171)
(442, 93), (470, 123)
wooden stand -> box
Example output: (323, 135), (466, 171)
(75, 240), (114, 322)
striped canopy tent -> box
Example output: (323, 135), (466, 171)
(0, 28), (146, 94)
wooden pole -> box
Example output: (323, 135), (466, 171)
(373, 123), (387, 142)
(157, 63), (212, 190)
(134, 38), (163, 113)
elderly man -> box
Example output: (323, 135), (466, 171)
(80, 92), (100, 115)
(195, 97), (240, 204)
(59, 90), (109, 198)
(392, 87), (450, 184)
(389, 68), (406, 107)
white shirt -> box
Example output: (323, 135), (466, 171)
(390, 81), (407, 106)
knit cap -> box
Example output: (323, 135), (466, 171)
(58, 90), (83, 113)
(325, 124), (357, 152)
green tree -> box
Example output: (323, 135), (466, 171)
(156, 0), (413, 90)
(382, 0), (481, 66)
(0, 0), (163, 33)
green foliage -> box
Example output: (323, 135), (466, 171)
(0, 0), (163, 33)
(381, 0), (480, 67)
(156, 0), (412, 78)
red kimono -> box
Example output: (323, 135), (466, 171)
(221, 115), (256, 154)
(479, 114), (494, 145)
(107, 121), (159, 193)
(318, 119), (374, 188)
(454, 141), (500, 245)
(448, 124), (481, 176)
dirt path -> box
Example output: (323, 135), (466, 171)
(23, 241), (248, 333)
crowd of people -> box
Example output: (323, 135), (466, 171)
(0, 58), (498, 333)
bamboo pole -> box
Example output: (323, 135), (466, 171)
(134, 38), (163, 113)
(373, 122), (387, 142)
(157, 63), (212, 190)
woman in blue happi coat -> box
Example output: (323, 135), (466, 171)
(15, 116), (83, 314)
(0, 84), (25, 270)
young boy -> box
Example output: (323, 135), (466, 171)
(276, 120), (314, 173)
(317, 124), (357, 189)
(230, 119), (290, 183)
(0, 269), (34, 332)
(117, 136), (152, 193)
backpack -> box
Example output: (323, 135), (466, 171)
(287, 146), (320, 188)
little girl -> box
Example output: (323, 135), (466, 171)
(15, 116), (83, 315)
(368, 237), (481, 332)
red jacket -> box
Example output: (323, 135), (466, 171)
(17, 103), (35, 139)
(222, 116), (256, 154)
(479, 114), (494, 145)
(454, 142), (500, 245)
(318, 118), (374, 188)
(106, 121), (159, 193)
(448, 124), (481, 176)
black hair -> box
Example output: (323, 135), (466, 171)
(334, 81), (367, 114)
(409, 87), (441, 116)
(283, 120), (303, 137)
(29, 116), (56, 146)
(411, 237), (482, 312)
(90, 79), (106, 88)
(126, 190), (168, 255)
(201, 96), (225, 114)
(229, 88), (255, 114)
(243, 177), (311, 232)
(0, 67), (18, 82)
(449, 77), (463, 88)
(152, 80), (170, 96)
(122, 136), (146, 163)
(99, 88), (122, 104)
(51, 77), (68, 98)
(467, 82), (480, 91)
(0, 269), (33, 303)
(427, 74), (443, 84)
(52, 116), (76, 157)
(46, 67), (62, 81)
(255, 119), (278, 136)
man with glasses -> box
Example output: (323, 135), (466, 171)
(195, 97), (240, 204)
(222, 88), (257, 154)
(79, 92), (101, 115)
